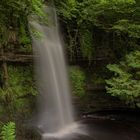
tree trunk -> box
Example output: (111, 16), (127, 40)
(0, 45), (9, 88)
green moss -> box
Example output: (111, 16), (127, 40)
(69, 66), (86, 97)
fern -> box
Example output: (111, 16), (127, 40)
(1, 122), (16, 140)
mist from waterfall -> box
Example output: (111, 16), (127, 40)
(30, 7), (86, 140)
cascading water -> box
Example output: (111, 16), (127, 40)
(30, 7), (86, 140)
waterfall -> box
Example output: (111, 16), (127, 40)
(29, 7), (85, 139)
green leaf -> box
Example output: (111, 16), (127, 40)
(1, 122), (16, 140)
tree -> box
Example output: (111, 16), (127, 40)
(106, 51), (140, 107)
(55, 0), (140, 61)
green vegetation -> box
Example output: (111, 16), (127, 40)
(1, 122), (16, 140)
(0, 0), (140, 139)
(55, 0), (140, 107)
(0, 65), (36, 118)
(0, 0), (46, 52)
(106, 51), (140, 107)
(69, 67), (86, 97)
(55, 0), (140, 61)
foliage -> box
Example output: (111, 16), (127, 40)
(0, 1), (140, 138)
(0, 0), (46, 50)
(55, 0), (140, 61)
(79, 28), (94, 60)
(1, 122), (16, 140)
(57, 0), (78, 21)
(106, 51), (140, 107)
(112, 20), (140, 38)
(0, 65), (36, 115)
(56, 0), (95, 61)
(69, 66), (86, 97)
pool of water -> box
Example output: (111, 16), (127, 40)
(43, 112), (140, 140)
(23, 110), (140, 140)
(79, 111), (140, 140)
(85, 119), (140, 140)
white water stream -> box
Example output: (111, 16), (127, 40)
(30, 7), (85, 140)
